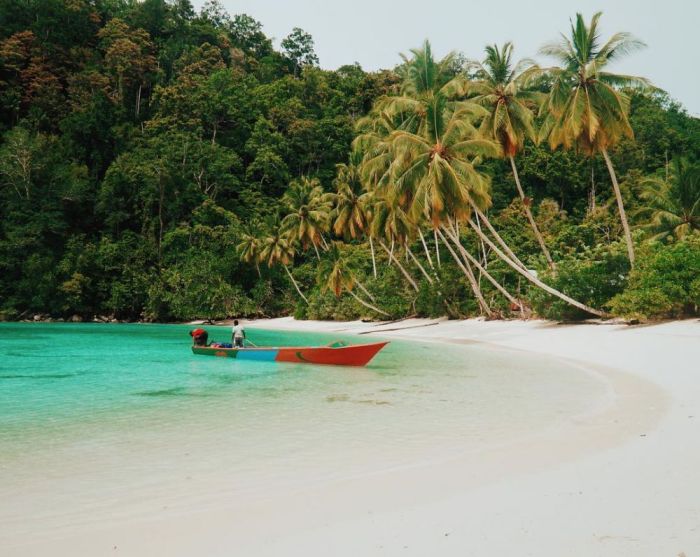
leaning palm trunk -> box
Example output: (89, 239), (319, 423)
(417, 229), (435, 269)
(433, 229), (441, 267)
(378, 240), (419, 292)
(470, 202), (528, 271)
(443, 225), (522, 311)
(510, 156), (555, 270)
(601, 148), (635, 267)
(354, 277), (376, 302)
(467, 220), (607, 317)
(348, 289), (390, 317)
(435, 229), (492, 317)
(369, 236), (377, 278)
(406, 245), (434, 284)
(283, 264), (308, 304)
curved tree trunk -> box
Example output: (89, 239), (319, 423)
(348, 289), (389, 317)
(417, 229), (434, 269)
(470, 202), (528, 271)
(379, 240), (419, 292)
(354, 277), (376, 302)
(406, 245), (433, 284)
(434, 229), (441, 267)
(602, 148), (635, 267)
(436, 228), (492, 317)
(369, 236), (377, 279)
(443, 225), (522, 311)
(510, 156), (555, 270)
(467, 220), (607, 317)
(283, 264), (308, 304)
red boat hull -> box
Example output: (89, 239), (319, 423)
(192, 341), (388, 367)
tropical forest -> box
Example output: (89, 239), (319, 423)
(1, 0), (699, 323)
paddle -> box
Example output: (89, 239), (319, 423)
(245, 339), (258, 348)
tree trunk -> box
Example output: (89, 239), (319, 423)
(467, 220), (607, 317)
(406, 245), (433, 284)
(435, 228), (492, 317)
(348, 289), (390, 317)
(369, 236), (377, 278)
(136, 84), (142, 118)
(470, 202), (528, 271)
(354, 277), (376, 302)
(434, 229), (441, 267)
(443, 225), (521, 310)
(510, 155), (555, 270)
(379, 240), (419, 292)
(157, 169), (164, 266)
(417, 229), (434, 269)
(283, 264), (308, 303)
(602, 148), (635, 267)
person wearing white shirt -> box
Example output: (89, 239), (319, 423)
(231, 319), (246, 348)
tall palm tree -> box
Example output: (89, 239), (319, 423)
(258, 214), (308, 303)
(469, 42), (555, 269)
(281, 177), (332, 259)
(368, 194), (420, 292)
(539, 11), (649, 266)
(236, 221), (263, 277)
(330, 153), (368, 241)
(636, 159), (700, 241)
(317, 243), (389, 316)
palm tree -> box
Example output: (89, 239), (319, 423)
(368, 194), (420, 292)
(281, 177), (332, 259)
(258, 214), (308, 304)
(469, 42), (555, 269)
(539, 11), (649, 266)
(330, 153), (368, 241)
(636, 159), (700, 241)
(236, 221), (263, 277)
(317, 243), (389, 316)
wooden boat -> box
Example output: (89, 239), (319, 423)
(191, 340), (388, 367)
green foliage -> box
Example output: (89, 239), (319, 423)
(530, 242), (630, 320)
(608, 237), (700, 320)
(0, 4), (697, 324)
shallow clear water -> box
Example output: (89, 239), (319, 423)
(0, 323), (607, 537)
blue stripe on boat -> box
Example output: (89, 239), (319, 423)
(236, 349), (279, 362)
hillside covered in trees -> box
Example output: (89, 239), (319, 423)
(0, 0), (698, 322)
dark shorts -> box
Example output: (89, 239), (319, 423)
(233, 337), (244, 348)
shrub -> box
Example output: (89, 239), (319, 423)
(608, 237), (700, 320)
(529, 241), (630, 320)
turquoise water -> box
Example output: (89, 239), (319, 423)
(0, 323), (608, 541)
(0, 323), (382, 443)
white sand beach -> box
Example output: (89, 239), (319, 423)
(4, 318), (699, 556)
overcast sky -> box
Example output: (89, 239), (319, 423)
(194, 0), (698, 116)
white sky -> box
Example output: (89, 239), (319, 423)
(194, 0), (699, 116)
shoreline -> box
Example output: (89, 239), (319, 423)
(4, 318), (699, 556)
(211, 317), (700, 555)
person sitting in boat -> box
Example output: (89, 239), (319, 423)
(189, 328), (208, 346)
(231, 320), (246, 348)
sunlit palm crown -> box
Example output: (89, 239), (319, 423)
(637, 160), (700, 241)
(317, 242), (355, 297)
(236, 221), (262, 263)
(538, 12), (650, 154)
(355, 40), (500, 227)
(468, 42), (541, 157)
(281, 177), (332, 248)
(330, 152), (368, 239)
(259, 214), (295, 267)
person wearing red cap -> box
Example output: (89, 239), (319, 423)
(189, 328), (208, 346)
